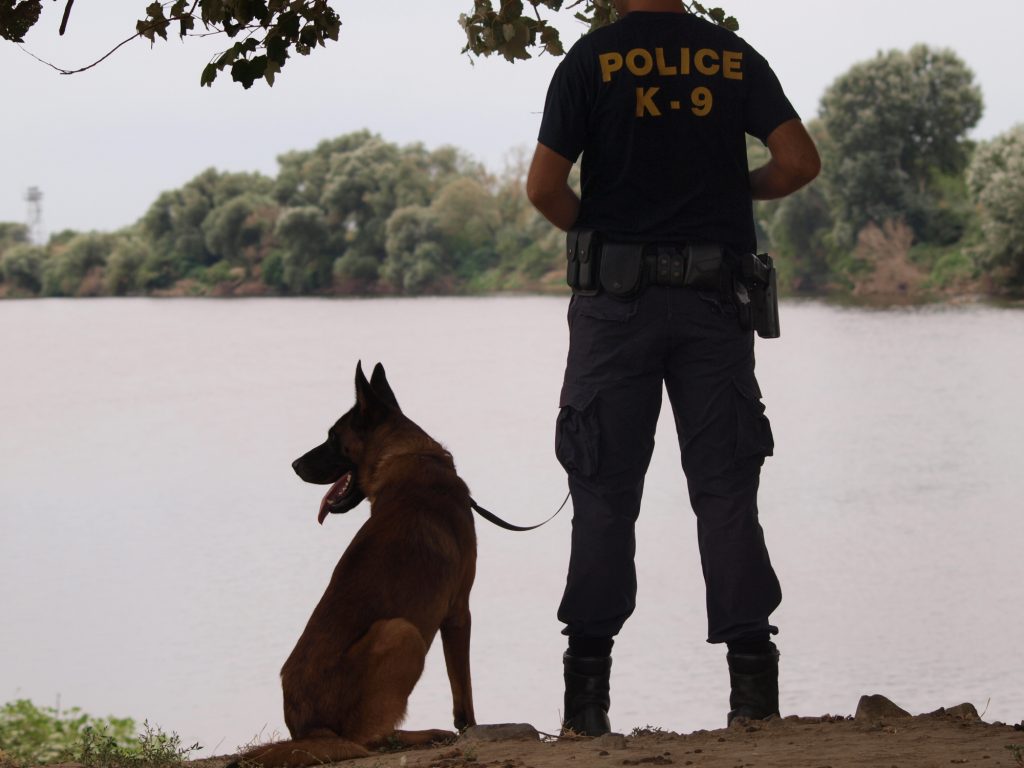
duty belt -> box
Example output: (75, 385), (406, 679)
(565, 227), (781, 339)
(566, 229), (728, 297)
(643, 242), (724, 290)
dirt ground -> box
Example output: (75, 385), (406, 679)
(189, 697), (1024, 768)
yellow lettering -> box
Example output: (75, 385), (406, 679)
(680, 48), (691, 75)
(626, 48), (653, 76)
(655, 47), (677, 76)
(691, 86), (713, 117)
(599, 52), (623, 83)
(636, 87), (661, 117)
(695, 48), (720, 76)
(723, 50), (743, 80)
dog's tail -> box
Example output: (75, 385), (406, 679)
(229, 737), (370, 768)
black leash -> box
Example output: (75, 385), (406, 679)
(469, 491), (571, 532)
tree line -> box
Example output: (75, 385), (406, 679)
(2, 44), (1022, 301)
(0, 135), (563, 298)
(754, 45), (1023, 299)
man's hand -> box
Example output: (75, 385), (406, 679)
(526, 143), (581, 231)
(749, 119), (821, 200)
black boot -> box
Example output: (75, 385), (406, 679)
(726, 643), (780, 725)
(562, 652), (612, 736)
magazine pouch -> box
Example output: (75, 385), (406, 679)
(566, 229), (600, 296)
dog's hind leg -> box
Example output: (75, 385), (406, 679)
(344, 618), (443, 745)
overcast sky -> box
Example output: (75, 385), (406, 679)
(2, 0), (1022, 236)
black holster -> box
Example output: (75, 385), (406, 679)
(737, 253), (781, 339)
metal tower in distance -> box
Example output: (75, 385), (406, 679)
(25, 186), (44, 245)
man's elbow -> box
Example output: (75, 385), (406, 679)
(800, 149), (822, 185)
(782, 149), (822, 193)
(525, 177), (545, 209)
(526, 174), (555, 211)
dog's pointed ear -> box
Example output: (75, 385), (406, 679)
(369, 363), (400, 411)
(354, 360), (381, 415)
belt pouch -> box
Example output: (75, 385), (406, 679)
(599, 242), (644, 298)
(683, 243), (724, 289)
(566, 229), (599, 295)
(653, 247), (687, 286)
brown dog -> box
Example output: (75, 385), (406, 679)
(240, 362), (476, 767)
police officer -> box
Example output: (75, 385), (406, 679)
(526, 0), (820, 736)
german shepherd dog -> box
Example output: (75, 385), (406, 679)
(239, 362), (476, 767)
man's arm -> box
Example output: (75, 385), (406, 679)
(749, 118), (821, 201)
(526, 142), (580, 232)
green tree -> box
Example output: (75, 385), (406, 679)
(431, 176), (502, 276)
(271, 205), (333, 293)
(1, 242), (45, 294)
(40, 231), (115, 296)
(139, 168), (273, 288)
(318, 137), (476, 287)
(273, 131), (377, 210)
(766, 183), (835, 293)
(0, 222), (29, 254)
(382, 205), (446, 294)
(319, 138), (404, 284)
(2, 1), (734, 88)
(460, 1), (735, 61)
(103, 234), (153, 295)
(202, 192), (278, 278)
(967, 124), (1024, 289)
(487, 147), (567, 287)
(819, 45), (983, 246)
(754, 122), (836, 293)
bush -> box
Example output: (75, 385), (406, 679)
(104, 237), (153, 296)
(0, 699), (134, 766)
(0, 700), (198, 768)
(1, 245), (46, 295)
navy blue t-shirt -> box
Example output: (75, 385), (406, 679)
(538, 12), (798, 252)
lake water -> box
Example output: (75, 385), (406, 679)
(1, 297), (1022, 755)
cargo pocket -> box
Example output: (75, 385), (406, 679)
(555, 389), (600, 477)
(733, 376), (775, 463)
(574, 293), (639, 322)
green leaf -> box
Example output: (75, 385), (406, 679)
(266, 34), (289, 64)
(201, 0), (224, 23)
(264, 57), (281, 85)
(230, 57), (262, 88)
(0, 0), (42, 43)
(200, 62), (218, 86)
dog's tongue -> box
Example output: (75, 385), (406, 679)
(317, 472), (353, 525)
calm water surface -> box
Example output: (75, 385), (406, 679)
(1, 297), (1022, 753)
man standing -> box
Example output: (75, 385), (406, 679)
(526, 0), (820, 736)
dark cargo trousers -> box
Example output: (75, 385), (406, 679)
(555, 285), (781, 644)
